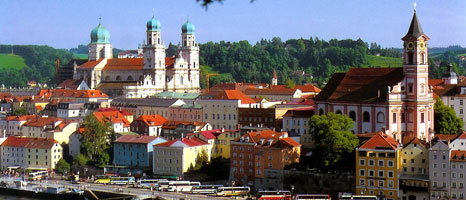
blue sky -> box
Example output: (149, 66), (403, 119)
(1, 0), (465, 50)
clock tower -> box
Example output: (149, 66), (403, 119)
(401, 8), (434, 140)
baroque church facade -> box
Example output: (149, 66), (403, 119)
(314, 10), (435, 143)
(73, 17), (200, 97)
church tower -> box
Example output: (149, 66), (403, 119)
(178, 20), (200, 92)
(143, 16), (166, 91)
(271, 69), (278, 85)
(401, 7), (434, 141)
(88, 19), (113, 61)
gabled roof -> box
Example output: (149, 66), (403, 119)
(1, 136), (58, 149)
(214, 90), (256, 104)
(315, 68), (404, 103)
(270, 84), (321, 93)
(237, 130), (300, 149)
(402, 136), (427, 148)
(199, 129), (223, 140)
(133, 114), (167, 126)
(51, 89), (108, 98)
(93, 111), (130, 127)
(57, 79), (87, 90)
(155, 137), (209, 148)
(25, 117), (62, 127)
(359, 132), (399, 150)
(103, 58), (143, 71)
(115, 135), (162, 144)
(80, 58), (104, 69)
(283, 107), (314, 118)
(451, 150), (466, 162)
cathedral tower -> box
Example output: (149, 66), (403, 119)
(88, 19), (113, 61)
(143, 16), (166, 91)
(178, 20), (200, 92)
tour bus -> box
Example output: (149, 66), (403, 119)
(28, 171), (48, 181)
(94, 175), (112, 184)
(190, 184), (223, 194)
(137, 179), (168, 189)
(215, 186), (250, 197)
(294, 194), (331, 200)
(157, 180), (170, 191)
(257, 190), (292, 200)
(109, 176), (136, 185)
(167, 181), (201, 192)
(339, 194), (378, 200)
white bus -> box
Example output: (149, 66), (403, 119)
(190, 184), (223, 194)
(137, 179), (168, 189)
(295, 194), (331, 200)
(110, 177), (136, 185)
(216, 186), (250, 197)
(28, 171), (48, 181)
(339, 194), (378, 200)
(158, 180), (170, 191)
(167, 181), (200, 192)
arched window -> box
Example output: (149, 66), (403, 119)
(105, 76), (110, 81)
(408, 83), (414, 93)
(335, 110), (342, 115)
(363, 111), (370, 122)
(193, 62), (196, 68)
(319, 108), (324, 115)
(127, 76), (133, 81)
(116, 76), (121, 81)
(420, 53), (425, 64)
(408, 53), (414, 65)
(349, 111), (356, 121)
(377, 112), (385, 123)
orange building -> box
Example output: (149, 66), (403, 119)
(230, 130), (301, 186)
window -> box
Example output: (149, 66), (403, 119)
(349, 111), (356, 121)
(408, 83), (413, 93)
(421, 113), (425, 123)
(392, 113), (397, 123)
(388, 160), (394, 167)
(363, 111), (370, 122)
(369, 159), (375, 166)
(359, 159), (365, 166)
(401, 112), (406, 123)
(378, 170), (384, 177)
(360, 169), (365, 176)
(359, 179), (365, 186)
(378, 160), (384, 167)
(369, 170), (374, 177)
(388, 171), (393, 178)
(319, 109), (324, 115)
(377, 112), (385, 123)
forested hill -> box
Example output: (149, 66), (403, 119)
(0, 45), (72, 87)
(198, 37), (402, 86)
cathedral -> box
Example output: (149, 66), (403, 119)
(73, 17), (200, 97)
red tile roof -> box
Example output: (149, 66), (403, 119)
(103, 58), (144, 71)
(25, 117), (63, 127)
(97, 108), (133, 116)
(402, 136), (427, 148)
(270, 84), (321, 93)
(155, 137), (209, 147)
(199, 129), (223, 140)
(57, 79), (84, 90)
(214, 90), (256, 104)
(237, 130), (300, 149)
(51, 89), (108, 98)
(359, 132), (399, 150)
(244, 88), (296, 95)
(80, 58), (104, 69)
(315, 67), (404, 103)
(133, 115), (167, 126)
(451, 150), (466, 162)
(1, 136), (58, 149)
(165, 57), (176, 69)
(115, 135), (161, 144)
(93, 111), (130, 127)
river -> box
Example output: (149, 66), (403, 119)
(0, 194), (37, 200)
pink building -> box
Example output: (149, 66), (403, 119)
(168, 103), (203, 123)
(315, 11), (434, 143)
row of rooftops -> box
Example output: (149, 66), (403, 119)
(0, 88), (108, 104)
(235, 129), (301, 148)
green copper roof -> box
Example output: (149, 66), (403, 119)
(90, 24), (110, 44)
(147, 16), (161, 31)
(155, 92), (200, 99)
(181, 21), (195, 34)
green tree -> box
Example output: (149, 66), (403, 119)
(80, 115), (115, 167)
(285, 79), (296, 89)
(194, 149), (209, 170)
(435, 98), (463, 134)
(309, 112), (358, 168)
(55, 159), (70, 174)
(72, 153), (89, 166)
(12, 107), (28, 116)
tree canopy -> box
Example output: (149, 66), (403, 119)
(80, 115), (115, 167)
(309, 112), (358, 168)
(55, 159), (70, 174)
(434, 98), (463, 134)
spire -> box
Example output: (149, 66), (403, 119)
(402, 7), (428, 40)
(272, 69), (278, 79)
(99, 16), (102, 25)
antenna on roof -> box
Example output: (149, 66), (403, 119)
(413, 2), (417, 12)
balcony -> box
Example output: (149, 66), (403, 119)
(399, 174), (429, 191)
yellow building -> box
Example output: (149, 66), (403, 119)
(153, 136), (212, 177)
(195, 129), (240, 159)
(399, 137), (429, 200)
(356, 132), (400, 200)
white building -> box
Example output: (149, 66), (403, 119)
(74, 17), (200, 96)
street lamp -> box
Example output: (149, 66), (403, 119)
(291, 185), (295, 197)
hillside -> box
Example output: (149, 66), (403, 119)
(363, 55), (403, 68)
(200, 65), (234, 89)
(0, 54), (27, 70)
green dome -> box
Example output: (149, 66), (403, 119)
(90, 24), (110, 44)
(147, 16), (161, 31)
(181, 21), (195, 34)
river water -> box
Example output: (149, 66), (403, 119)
(0, 194), (36, 199)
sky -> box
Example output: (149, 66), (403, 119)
(1, 0), (465, 50)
